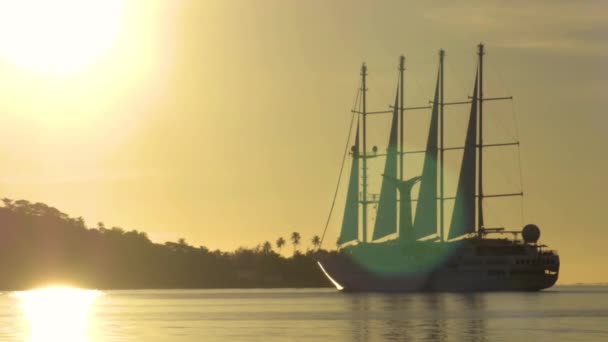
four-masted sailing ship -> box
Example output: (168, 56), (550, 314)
(317, 44), (560, 292)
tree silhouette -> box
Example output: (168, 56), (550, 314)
(262, 241), (273, 254)
(1, 198), (13, 209)
(276, 237), (285, 254)
(0, 197), (333, 290)
(111, 227), (124, 235)
(291, 232), (301, 255)
(311, 235), (321, 250)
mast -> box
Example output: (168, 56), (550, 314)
(477, 43), (485, 233)
(399, 55), (405, 182)
(439, 49), (445, 242)
(361, 63), (368, 243)
(439, 49), (445, 241)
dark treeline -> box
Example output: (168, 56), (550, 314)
(0, 198), (333, 290)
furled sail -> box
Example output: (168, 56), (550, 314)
(372, 90), (399, 240)
(338, 120), (360, 245)
(413, 73), (440, 239)
(448, 71), (479, 239)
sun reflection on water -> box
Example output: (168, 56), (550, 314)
(13, 286), (101, 342)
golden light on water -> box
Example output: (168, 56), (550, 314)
(14, 287), (101, 342)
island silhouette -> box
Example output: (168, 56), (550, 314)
(0, 198), (331, 290)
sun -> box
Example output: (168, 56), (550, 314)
(0, 0), (125, 74)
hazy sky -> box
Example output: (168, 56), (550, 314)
(0, 0), (605, 284)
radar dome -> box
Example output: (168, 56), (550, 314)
(522, 224), (540, 243)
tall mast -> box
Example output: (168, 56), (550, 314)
(439, 49), (445, 242)
(477, 43), (485, 232)
(361, 63), (368, 243)
(399, 56), (405, 182)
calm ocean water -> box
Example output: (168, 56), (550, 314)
(0, 286), (607, 341)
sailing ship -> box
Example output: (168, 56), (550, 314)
(317, 44), (560, 292)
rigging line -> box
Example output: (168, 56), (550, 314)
(446, 61), (470, 101)
(491, 59), (513, 101)
(381, 72), (401, 109)
(318, 87), (361, 250)
(487, 96), (516, 142)
(485, 104), (517, 192)
(488, 59), (516, 141)
(511, 98), (526, 225)
(411, 72), (428, 103)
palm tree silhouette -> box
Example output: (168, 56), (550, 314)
(290, 232), (301, 255)
(262, 241), (273, 254)
(311, 235), (321, 250)
(276, 237), (285, 255)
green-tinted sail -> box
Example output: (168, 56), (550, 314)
(372, 90), (399, 241)
(448, 71), (478, 239)
(383, 174), (421, 241)
(414, 73), (439, 239)
(338, 120), (360, 244)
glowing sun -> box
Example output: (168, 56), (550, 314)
(0, 0), (125, 74)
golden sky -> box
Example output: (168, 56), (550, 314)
(0, 0), (605, 284)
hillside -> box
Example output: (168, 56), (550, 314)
(0, 199), (331, 290)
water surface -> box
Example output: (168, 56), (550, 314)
(0, 286), (607, 341)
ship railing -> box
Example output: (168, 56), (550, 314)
(538, 249), (559, 256)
